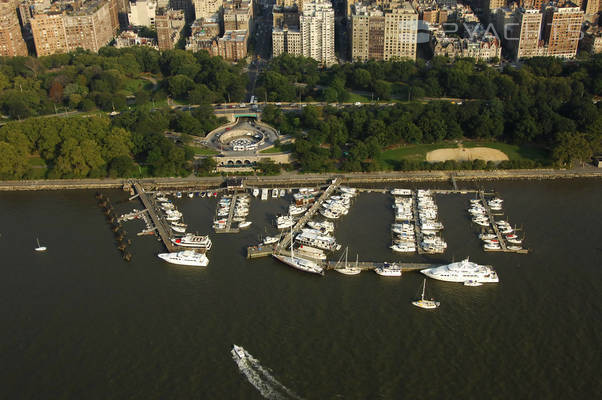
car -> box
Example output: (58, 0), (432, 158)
(354, 102), (361, 106)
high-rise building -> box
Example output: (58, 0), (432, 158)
(542, 5), (584, 58)
(383, 4), (418, 60)
(300, 0), (335, 65)
(128, 0), (157, 27)
(30, 0), (118, 57)
(272, 25), (302, 57)
(583, 0), (598, 16)
(155, 8), (185, 50)
(511, 7), (544, 60)
(485, 0), (506, 12)
(350, 5), (384, 61)
(193, 0), (221, 19)
(0, 0), (28, 57)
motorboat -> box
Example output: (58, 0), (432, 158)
(279, 189), (286, 197)
(507, 237), (522, 244)
(464, 280), (483, 287)
(263, 236), (280, 245)
(422, 258), (499, 283)
(158, 250), (209, 267)
(375, 262), (402, 277)
(391, 188), (412, 196)
(507, 245), (523, 251)
(339, 186), (357, 196)
(479, 233), (497, 240)
(412, 279), (440, 309)
(319, 208), (340, 219)
(296, 245), (327, 261)
(295, 230), (341, 251)
(252, 188), (259, 197)
(166, 214), (181, 221)
(391, 244), (416, 253)
(289, 205), (308, 216)
(272, 188), (278, 198)
(276, 215), (295, 229)
(156, 196), (169, 202)
(307, 220), (334, 233)
(238, 221), (252, 229)
(171, 224), (186, 233)
(188, 192), (194, 198)
(232, 344), (246, 360)
(483, 242), (501, 250)
(176, 192), (182, 198)
(261, 189), (268, 200)
(171, 234), (212, 250)
(200, 192), (206, 198)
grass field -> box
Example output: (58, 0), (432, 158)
(260, 143), (294, 153)
(123, 78), (153, 94)
(463, 141), (550, 163)
(346, 92), (371, 103)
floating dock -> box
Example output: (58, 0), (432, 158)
(247, 244), (278, 259)
(478, 191), (529, 254)
(133, 182), (178, 252)
(214, 193), (240, 234)
(322, 261), (438, 272)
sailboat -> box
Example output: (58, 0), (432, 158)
(34, 238), (47, 252)
(335, 247), (361, 275)
(412, 278), (440, 309)
(272, 226), (324, 276)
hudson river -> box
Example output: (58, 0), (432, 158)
(1, 179), (600, 399)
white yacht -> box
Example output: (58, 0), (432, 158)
(263, 236), (280, 245)
(391, 243), (416, 253)
(295, 230), (341, 251)
(421, 258), (499, 283)
(272, 239), (325, 276)
(276, 215), (295, 229)
(171, 234), (212, 250)
(391, 188), (412, 196)
(171, 224), (186, 233)
(252, 188), (259, 197)
(158, 250), (209, 267)
(279, 189), (286, 197)
(271, 188), (278, 198)
(375, 262), (402, 277)
(261, 189), (268, 200)
(307, 220), (334, 233)
(238, 221), (252, 229)
(296, 245), (327, 261)
(288, 204), (307, 216)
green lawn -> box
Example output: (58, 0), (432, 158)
(346, 92), (371, 102)
(123, 78), (152, 94)
(380, 143), (458, 167)
(260, 143), (294, 153)
(463, 141), (550, 163)
(187, 145), (219, 155)
(27, 156), (47, 167)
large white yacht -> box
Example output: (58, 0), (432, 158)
(171, 234), (212, 250)
(421, 258), (499, 283)
(158, 250), (209, 266)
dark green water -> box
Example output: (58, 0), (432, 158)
(0, 180), (600, 399)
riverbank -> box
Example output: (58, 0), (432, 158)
(1, 167), (601, 191)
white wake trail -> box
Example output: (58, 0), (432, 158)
(231, 347), (303, 400)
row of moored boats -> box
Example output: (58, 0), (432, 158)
(468, 197), (524, 251)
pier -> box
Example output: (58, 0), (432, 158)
(478, 191), (529, 254)
(214, 193), (240, 234)
(275, 178), (341, 253)
(133, 182), (178, 252)
(411, 191), (426, 255)
(323, 261), (438, 272)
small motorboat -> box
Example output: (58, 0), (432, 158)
(188, 192), (194, 198)
(176, 192), (182, 198)
(464, 280), (483, 287)
(263, 236), (279, 245)
(238, 221), (252, 229)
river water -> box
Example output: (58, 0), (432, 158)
(0, 179), (600, 399)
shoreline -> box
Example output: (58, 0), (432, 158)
(0, 168), (601, 191)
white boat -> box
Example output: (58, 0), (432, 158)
(176, 192), (182, 198)
(200, 192), (206, 198)
(391, 188), (412, 196)
(34, 238), (47, 252)
(479, 233), (497, 240)
(156, 196), (169, 202)
(232, 344), (246, 360)
(421, 258), (499, 283)
(166, 214), (181, 221)
(252, 188), (259, 197)
(296, 244), (327, 261)
(279, 189), (286, 197)
(507, 237), (522, 244)
(272, 188), (278, 198)
(412, 279), (440, 309)
(339, 186), (357, 196)
(375, 262), (402, 277)
(171, 234), (212, 250)
(507, 245), (523, 251)
(307, 220), (334, 233)
(158, 250), (209, 267)
(483, 242), (501, 250)
(288, 204), (307, 216)
(464, 280), (482, 287)
(391, 244), (416, 253)
(276, 215), (295, 229)
(238, 221), (252, 229)
(295, 230), (341, 251)
(273, 229), (324, 276)
(335, 249), (361, 275)
(319, 208), (340, 219)
(187, 192), (194, 198)
(171, 225), (186, 233)
(261, 189), (268, 200)
(263, 236), (280, 245)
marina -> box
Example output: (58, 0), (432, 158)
(132, 182), (178, 252)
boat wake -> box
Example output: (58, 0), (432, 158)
(231, 346), (303, 400)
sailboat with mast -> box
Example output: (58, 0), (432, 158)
(335, 247), (361, 275)
(34, 238), (47, 252)
(272, 226), (325, 276)
(412, 278), (440, 309)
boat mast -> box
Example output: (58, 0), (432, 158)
(290, 225), (294, 258)
(345, 247), (348, 268)
(422, 278), (426, 301)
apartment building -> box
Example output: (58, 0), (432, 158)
(299, 0), (335, 65)
(542, 5), (584, 58)
(0, 0), (28, 56)
(128, 0), (157, 27)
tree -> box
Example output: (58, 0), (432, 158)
(552, 132), (592, 167)
(372, 80), (391, 100)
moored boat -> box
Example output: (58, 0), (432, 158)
(158, 250), (209, 266)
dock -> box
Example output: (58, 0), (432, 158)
(275, 178), (341, 253)
(478, 191), (529, 254)
(323, 261), (439, 272)
(246, 244), (278, 258)
(214, 193), (240, 234)
(411, 191), (426, 255)
(133, 182), (178, 252)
